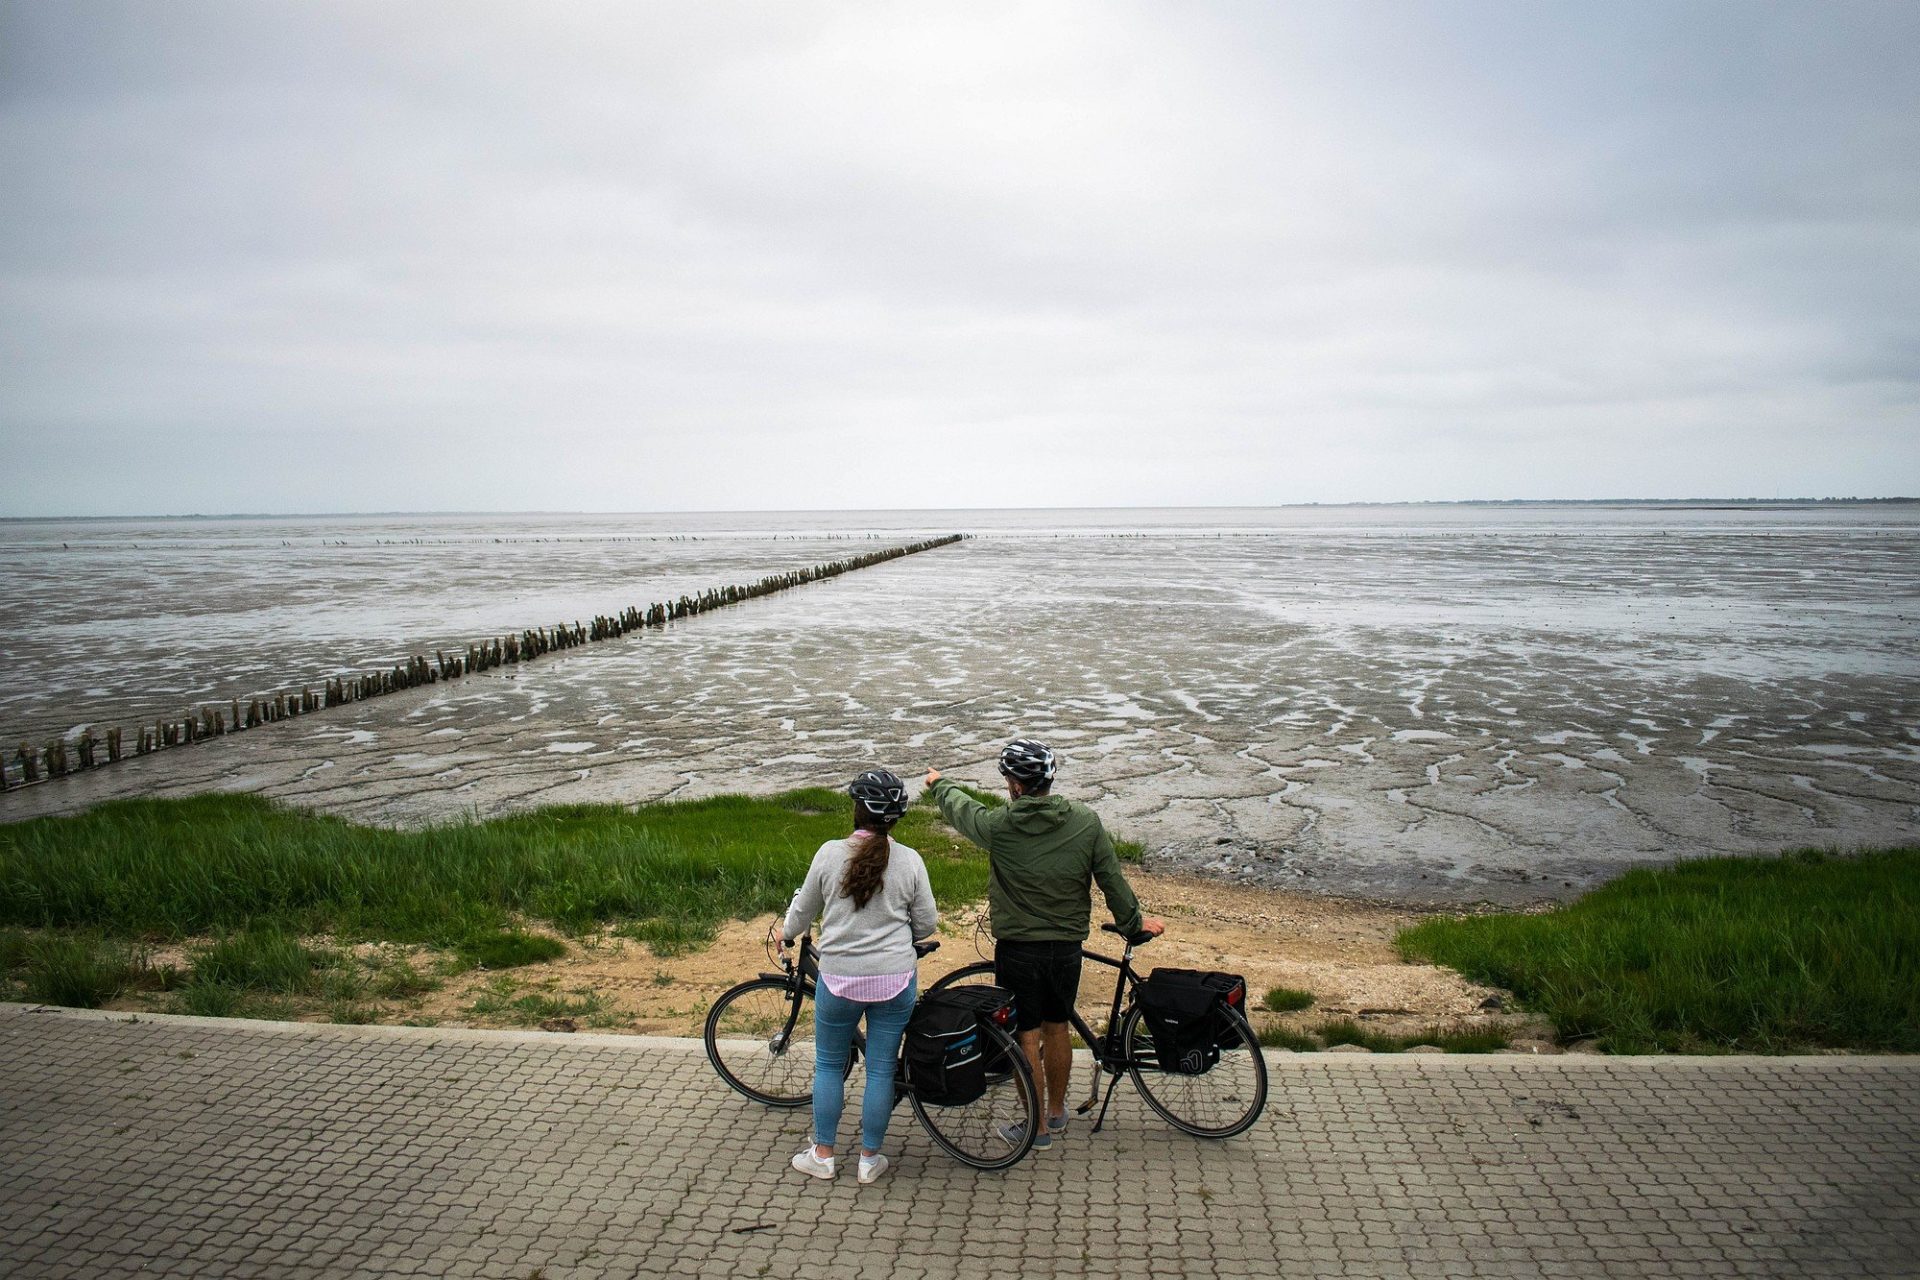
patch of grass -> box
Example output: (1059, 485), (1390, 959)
(368, 960), (439, 1000)
(1313, 1018), (1513, 1054)
(1397, 847), (1920, 1053)
(465, 977), (608, 1026)
(188, 928), (334, 994)
(458, 931), (565, 969)
(617, 916), (712, 957)
(1262, 986), (1315, 1013)
(171, 982), (243, 1017)
(327, 1002), (379, 1025)
(1256, 1025), (1319, 1052)
(0, 789), (990, 950)
(129, 962), (187, 993)
(1316, 1018), (1406, 1053)
(1409, 1025), (1512, 1054)
(0, 927), (30, 973)
(19, 932), (143, 1008)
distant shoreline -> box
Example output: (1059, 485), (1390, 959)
(4, 497), (1918, 523)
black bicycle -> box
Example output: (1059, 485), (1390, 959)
(926, 923), (1268, 1138)
(704, 931), (1042, 1170)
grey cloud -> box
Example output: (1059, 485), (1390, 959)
(2, 0), (1916, 515)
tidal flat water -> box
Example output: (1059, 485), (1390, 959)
(4, 505), (1917, 904)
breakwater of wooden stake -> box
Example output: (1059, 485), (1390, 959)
(0, 533), (965, 792)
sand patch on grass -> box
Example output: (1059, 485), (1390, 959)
(91, 870), (1532, 1045)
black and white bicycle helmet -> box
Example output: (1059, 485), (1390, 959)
(997, 738), (1057, 787)
(848, 769), (910, 823)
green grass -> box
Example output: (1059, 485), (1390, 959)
(1397, 847), (1920, 1053)
(1413, 1025), (1513, 1054)
(1256, 1025), (1319, 1052)
(13, 931), (145, 1008)
(1261, 986), (1315, 1013)
(368, 960), (440, 1000)
(465, 977), (609, 1026)
(188, 928), (336, 993)
(1316, 1018), (1405, 1053)
(457, 931), (566, 969)
(1314, 1018), (1512, 1054)
(615, 916), (712, 957)
(0, 788), (992, 954)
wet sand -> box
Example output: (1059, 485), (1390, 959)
(5, 506), (1918, 904)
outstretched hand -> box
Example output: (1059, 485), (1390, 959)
(924, 767), (942, 786)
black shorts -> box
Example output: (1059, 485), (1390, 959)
(995, 939), (1084, 1032)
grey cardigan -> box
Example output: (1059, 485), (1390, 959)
(782, 837), (938, 977)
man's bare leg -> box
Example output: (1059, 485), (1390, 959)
(1016, 1024), (1072, 1136)
(1041, 1021), (1073, 1124)
(1017, 1029), (1046, 1127)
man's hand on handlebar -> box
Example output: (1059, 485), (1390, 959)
(1141, 917), (1165, 937)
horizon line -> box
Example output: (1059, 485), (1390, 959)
(3, 496), (1917, 522)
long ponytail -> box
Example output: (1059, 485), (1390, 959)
(840, 799), (894, 909)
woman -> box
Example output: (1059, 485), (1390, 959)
(780, 768), (936, 1185)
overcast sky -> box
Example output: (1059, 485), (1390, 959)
(2, 2), (1916, 515)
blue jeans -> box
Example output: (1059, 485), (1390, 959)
(812, 977), (917, 1153)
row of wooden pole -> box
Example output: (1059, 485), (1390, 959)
(1, 534), (964, 791)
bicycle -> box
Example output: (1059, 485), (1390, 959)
(926, 923), (1268, 1138)
(704, 930), (1042, 1170)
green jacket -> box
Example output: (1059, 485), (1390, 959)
(930, 779), (1143, 943)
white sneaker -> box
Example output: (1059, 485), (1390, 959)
(856, 1154), (889, 1185)
(791, 1147), (835, 1180)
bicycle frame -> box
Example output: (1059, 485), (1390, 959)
(1065, 939), (1157, 1132)
(761, 936), (854, 1065)
(961, 933), (1155, 1134)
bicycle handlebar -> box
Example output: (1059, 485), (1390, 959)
(1100, 922), (1159, 947)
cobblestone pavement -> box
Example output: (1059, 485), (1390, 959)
(3, 1004), (1916, 1279)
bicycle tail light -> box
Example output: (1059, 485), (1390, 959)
(990, 1004), (1013, 1028)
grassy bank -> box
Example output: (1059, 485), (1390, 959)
(1397, 847), (1920, 1054)
(0, 788), (992, 1009)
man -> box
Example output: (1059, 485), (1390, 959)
(925, 738), (1162, 1150)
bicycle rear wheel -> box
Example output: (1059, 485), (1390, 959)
(1123, 1004), (1268, 1138)
(909, 1021), (1040, 1170)
(925, 960), (998, 996)
(704, 977), (816, 1108)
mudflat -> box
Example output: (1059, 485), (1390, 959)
(5, 505), (1917, 904)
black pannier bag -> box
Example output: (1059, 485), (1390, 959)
(1137, 968), (1249, 1075)
(904, 990), (989, 1106)
(928, 983), (1020, 1075)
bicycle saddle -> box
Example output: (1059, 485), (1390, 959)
(914, 940), (942, 957)
(1101, 923), (1158, 946)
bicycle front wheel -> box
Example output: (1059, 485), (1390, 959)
(909, 1021), (1040, 1170)
(704, 977), (816, 1108)
(1123, 1004), (1268, 1138)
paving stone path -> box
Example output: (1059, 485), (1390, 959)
(2, 1004), (1916, 1279)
